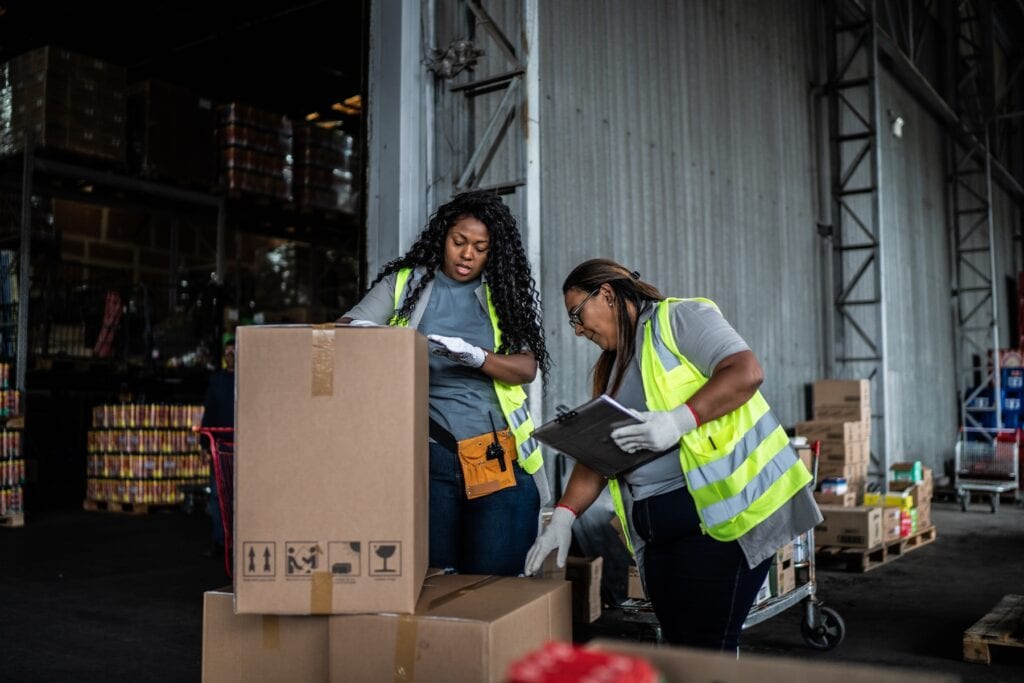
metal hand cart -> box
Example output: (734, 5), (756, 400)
(955, 428), (1020, 513)
(619, 441), (846, 650)
(195, 426), (235, 576)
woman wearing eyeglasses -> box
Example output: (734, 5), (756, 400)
(339, 190), (550, 576)
(525, 258), (820, 652)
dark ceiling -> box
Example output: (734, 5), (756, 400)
(0, 0), (366, 122)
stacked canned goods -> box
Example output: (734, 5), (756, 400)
(0, 371), (23, 517)
(91, 403), (204, 429)
(85, 403), (208, 506)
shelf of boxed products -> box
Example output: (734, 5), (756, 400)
(796, 379), (936, 572)
(0, 363), (24, 527)
(965, 366), (1024, 430)
(83, 403), (207, 512)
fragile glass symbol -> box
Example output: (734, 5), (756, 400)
(375, 544), (397, 572)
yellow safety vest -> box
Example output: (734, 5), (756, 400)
(391, 267), (543, 474)
(609, 298), (812, 552)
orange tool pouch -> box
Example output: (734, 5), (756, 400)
(457, 429), (517, 499)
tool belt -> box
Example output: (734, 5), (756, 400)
(430, 418), (517, 499)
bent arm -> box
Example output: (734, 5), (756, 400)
(481, 350), (537, 385)
(556, 463), (607, 517)
(684, 350), (764, 424)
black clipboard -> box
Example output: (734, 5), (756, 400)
(531, 394), (664, 478)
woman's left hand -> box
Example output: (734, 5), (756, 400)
(427, 334), (486, 368)
(610, 405), (698, 453)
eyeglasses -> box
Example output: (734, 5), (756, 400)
(568, 288), (600, 328)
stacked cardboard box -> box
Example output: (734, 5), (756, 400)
(204, 574), (571, 683)
(0, 46), (126, 162)
(202, 326), (573, 681)
(798, 379), (872, 504)
(217, 102), (293, 201)
(815, 505), (882, 548)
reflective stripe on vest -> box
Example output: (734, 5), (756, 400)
(610, 298), (812, 550)
(391, 267), (543, 473)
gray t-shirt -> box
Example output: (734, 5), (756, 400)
(418, 271), (506, 440)
(610, 298), (822, 569)
(342, 269), (506, 441)
(615, 300), (750, 500)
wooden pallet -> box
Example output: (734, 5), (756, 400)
(0, 512), (24, 527)
(816, 524), (937, 572)
(964, 594), (1024, 664)
(82, 499), (175, 515)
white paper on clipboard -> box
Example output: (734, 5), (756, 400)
(531, 394), (664, 478)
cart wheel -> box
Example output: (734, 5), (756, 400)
(801, 605), (845, 650)
(990, 494), (999, 514)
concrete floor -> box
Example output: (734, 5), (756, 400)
(0, 500), (1021, 681)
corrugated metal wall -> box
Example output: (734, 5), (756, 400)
(538, 0), (824, 427)
(878, 69), (959, 469)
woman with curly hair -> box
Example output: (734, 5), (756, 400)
(339, 190), (550, 575)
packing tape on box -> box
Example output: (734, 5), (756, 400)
(261, 615), (280, 650)
(394, 615), (417, 682)
(310, 570), (333, 614)
(392, 575), (506, 682)
(311, 325), (335, 397)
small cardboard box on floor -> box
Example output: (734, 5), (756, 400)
(202, 589), (328, 682)
(234, 325), (429, 615)
(328, 573), (571, 682)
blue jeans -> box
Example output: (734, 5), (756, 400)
(429, 441), (539, 575)
(633, 485), (773, 651)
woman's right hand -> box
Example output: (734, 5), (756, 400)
(524, 506), (575, 575)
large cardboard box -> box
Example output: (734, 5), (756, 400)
(815, 505), (882, 548)
(587, 639), (957, 683)
(794, 420), (862, 445)
(202, 589), (328, 682)
(817, 460), (869, 481)
(234, 325), (429, 614)
(813, 491), (857, 507)
(813, 379), (871, 426)
(328, 574), (571, 682)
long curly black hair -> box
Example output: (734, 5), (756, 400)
(370, 190), (550, 376)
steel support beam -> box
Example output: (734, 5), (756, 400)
(826, 0), (890, 490)
(949, 0), (1003, 441)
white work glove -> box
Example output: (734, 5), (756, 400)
(610, 404), (698, 454)
(524, 506), (575, 576)
(346, 319), (379, 327)
(427, 334), (486, 368)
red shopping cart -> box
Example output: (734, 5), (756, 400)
(195, 426), (234, 576)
